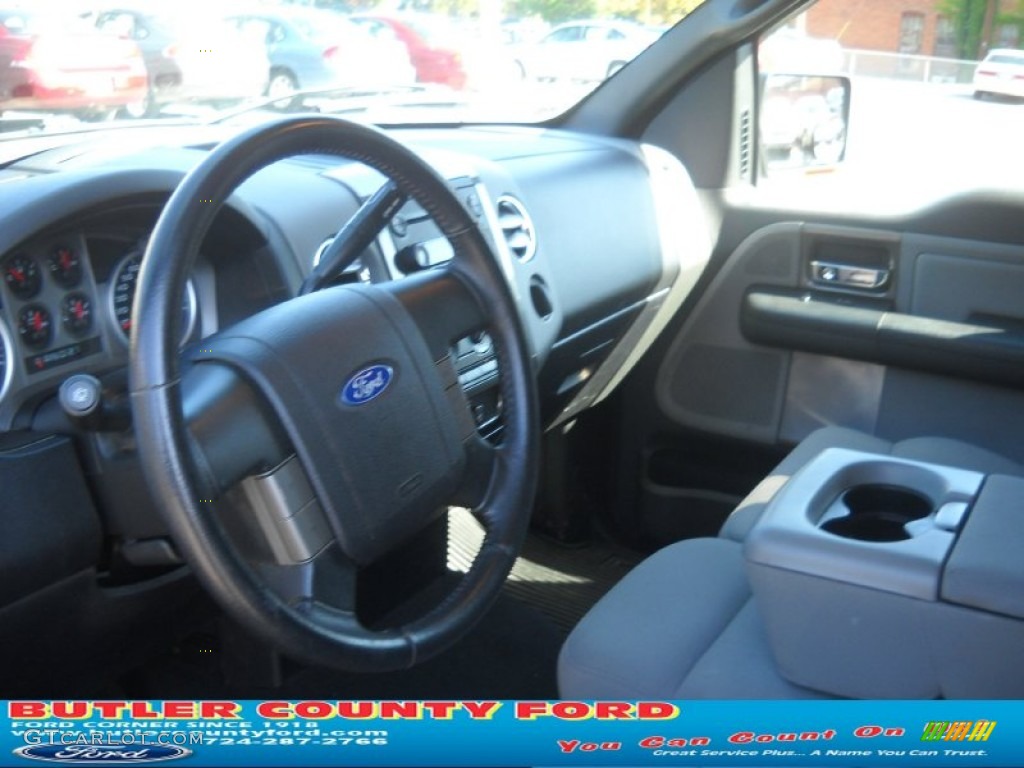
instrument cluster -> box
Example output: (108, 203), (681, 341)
(0, 230), (201, 424)
(0, 238), (102, 396)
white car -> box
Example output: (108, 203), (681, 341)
(93, 8), (270, 116)
(511, 19), (660, 82)
(973, 48), (1024, 100)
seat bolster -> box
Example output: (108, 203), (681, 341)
(558, 538), (749, 699)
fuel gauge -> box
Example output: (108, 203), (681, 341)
(48, 245), (83, 289)
(17, 304), (52, 349)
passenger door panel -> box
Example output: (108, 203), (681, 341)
(655, 212), (1024, 464)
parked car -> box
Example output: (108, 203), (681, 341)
(0, 8), (147, 118)
(227, 9), (415, 98)
(91, 7), (268, 117)
(973, 48), (1024, 100)
(509, 19), (661, 82)
(350, 13), (469, 90)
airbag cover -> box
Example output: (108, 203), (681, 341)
(192, 283), (465, 565)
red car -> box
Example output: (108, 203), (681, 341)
(0, 9), (147, 118)
(351, 14), (467, 90)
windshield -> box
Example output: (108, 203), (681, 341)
(0, 0), (706, 136)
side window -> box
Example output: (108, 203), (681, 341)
(996, 23), (1019, 49)
(898, 12), (924, 55)
(96, 12), (135, 39)
(362, 20), (399, 44)
(546, 26), (582, 43)
(586, 26), (624, 41)
(757, 0), (1014, 185)
(934, 15), (956, 57)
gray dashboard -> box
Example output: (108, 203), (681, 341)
(0, 122), (710, 433)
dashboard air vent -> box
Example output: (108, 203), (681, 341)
(495, 195), (537, 262)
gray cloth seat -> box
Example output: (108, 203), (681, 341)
(558, 426), (1023, 699)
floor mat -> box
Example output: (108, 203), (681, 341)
(448, 508), (642, 634)
(121, 589), (562, 700)
(111, 510), (639, 700)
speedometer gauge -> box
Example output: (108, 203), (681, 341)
(110, 252), (197, 346)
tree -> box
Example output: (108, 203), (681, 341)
(509, 0), (701, 24)
(509, 0), (596, 23)
(939, 0), (1003, 59)
(597, 0), (703, 24)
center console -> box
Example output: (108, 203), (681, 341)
(745, 447), (1024, 698)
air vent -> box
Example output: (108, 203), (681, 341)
(738, 108), (752, 181)
(495, 195), (537, 263)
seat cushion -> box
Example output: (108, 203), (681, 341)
(559, 427), (1023, 700)
(557, 538), (825, 699)
(720, 426), (1023, 542)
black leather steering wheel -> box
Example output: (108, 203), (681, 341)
(129, 116), (540, 672)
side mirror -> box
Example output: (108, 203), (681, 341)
(759, 74), (850, 175)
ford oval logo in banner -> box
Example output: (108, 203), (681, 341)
(13, 744), (192, 763)
(341, 364), (394, 406)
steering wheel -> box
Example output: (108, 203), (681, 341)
(129, 116), (540, 672)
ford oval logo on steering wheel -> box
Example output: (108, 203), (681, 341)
(341, 364), (394, 406)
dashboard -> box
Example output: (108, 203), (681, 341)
(0, 124), (709, 435)
(0, 120), (711, 676)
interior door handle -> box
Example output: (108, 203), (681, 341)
(811, 260), (890, 290)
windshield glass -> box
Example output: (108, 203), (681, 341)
(0, 0), (706, 136)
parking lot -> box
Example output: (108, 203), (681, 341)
(846, 77), (1024, 189)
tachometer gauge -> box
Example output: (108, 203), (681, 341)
(3, 254), (42, 300)
(17, 304), (52, 349)
(110, 252), (197, 346)
(47, 245), (83, 289)
(61, 292), (93, 336)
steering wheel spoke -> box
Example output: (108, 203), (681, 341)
(384, 269), (508, 509)
(250, 542), (357, 613)
(385, 267), (489, 360)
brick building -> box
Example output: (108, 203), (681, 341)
(802, 0), (1020, 58)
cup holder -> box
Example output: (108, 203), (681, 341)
(820, 485), (932, 542)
